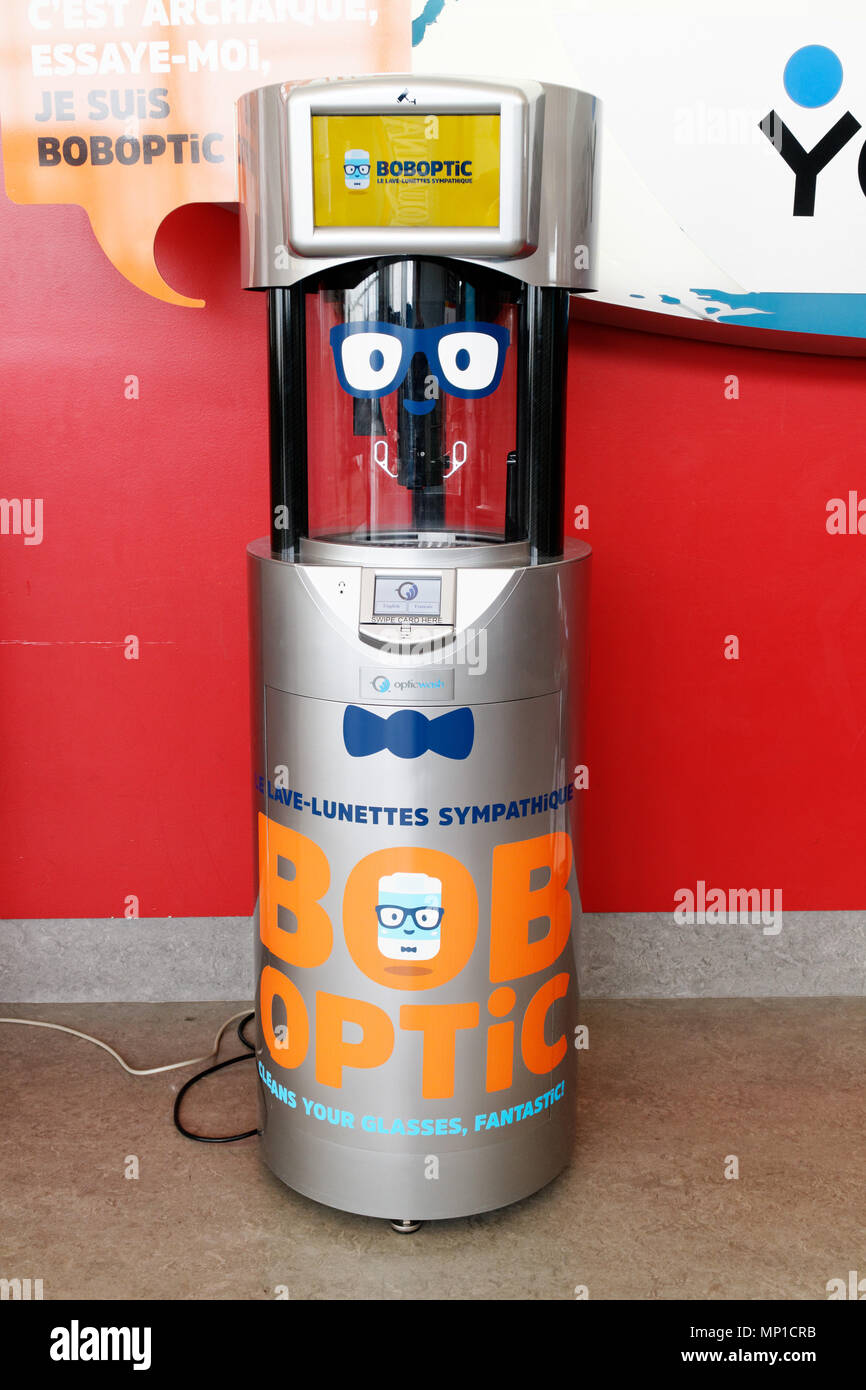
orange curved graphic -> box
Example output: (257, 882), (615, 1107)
(0, 4), (410, 306)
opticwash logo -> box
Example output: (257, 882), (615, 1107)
(760, 45), (865, 215)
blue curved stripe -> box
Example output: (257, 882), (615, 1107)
(412, 0), (448, 46)
(691, 289), (866, 339)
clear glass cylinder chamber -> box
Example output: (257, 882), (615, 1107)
(267, 256), (569, 562)
(306, 257), (518, 546)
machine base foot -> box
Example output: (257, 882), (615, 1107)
(389, 1219), (423, 1234)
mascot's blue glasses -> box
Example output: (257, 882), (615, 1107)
(375, 905), (445, 930)
(329, 320), (511, 402)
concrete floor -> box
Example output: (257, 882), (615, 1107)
(0, 998), (862, 1300)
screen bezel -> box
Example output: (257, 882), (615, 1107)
(286, 77), (532, 260)
(359, 568), (457, 632)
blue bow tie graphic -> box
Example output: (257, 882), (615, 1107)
(343, 706), (474, 760)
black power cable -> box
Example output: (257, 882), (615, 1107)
(173, 1011), (260, 1143)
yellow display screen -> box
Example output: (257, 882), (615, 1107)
(311, 113), (500, 229)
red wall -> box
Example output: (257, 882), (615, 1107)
(2, 187), (865, 917)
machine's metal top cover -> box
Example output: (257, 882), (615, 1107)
(238, 74), (600, 292)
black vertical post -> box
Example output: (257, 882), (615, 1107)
(267, 285), (308, 559)
(394, 259), (448, 534)
(513, 285), (570, 560)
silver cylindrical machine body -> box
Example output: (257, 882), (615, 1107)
(239, 71), (600, 1221)
(249, 538), (589, 1220)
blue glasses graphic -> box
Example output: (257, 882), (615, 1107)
(375, 904), (445, 930)
(329, 320), (510, 415)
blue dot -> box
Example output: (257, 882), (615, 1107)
(369, 348), (384, 371)
(783, 45), (843, 107)
(455, 347), (470, 371)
